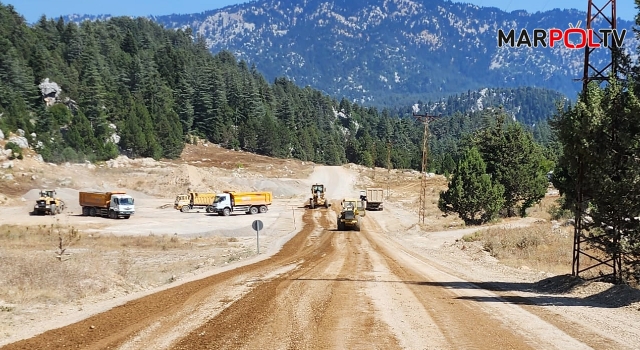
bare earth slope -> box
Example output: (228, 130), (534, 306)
(1, 163), (640, 349)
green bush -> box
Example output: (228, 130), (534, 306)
(547, 196), (573, 220)
(4, 142), (23, 160)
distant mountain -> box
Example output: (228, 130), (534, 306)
(61, 0), (637, 106)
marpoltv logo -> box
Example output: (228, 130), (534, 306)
(497, 21), (627, 49)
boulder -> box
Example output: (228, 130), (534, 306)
(39, 78), (62, 99)
(8, 136), (28, 149)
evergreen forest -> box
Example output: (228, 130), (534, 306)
(0, 3), (557, 174)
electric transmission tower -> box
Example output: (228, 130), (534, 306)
(572, 0), (622, 282)
(413, 113), (441, 224)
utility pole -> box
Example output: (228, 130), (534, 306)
(413, 113), (441, 225)
(571, 0), (621, 282)
(386, 141), (392, 199)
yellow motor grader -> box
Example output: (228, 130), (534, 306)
(336, 198), (365, 231)
(308, 183), (330, 209)
(33, 189), (65, 215)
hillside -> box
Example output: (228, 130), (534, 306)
(62, 0), (637, 105)
(1, 3), (563, 177)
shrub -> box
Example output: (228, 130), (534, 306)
(548, 196), (573, 220)
(4, 142), (23, 160)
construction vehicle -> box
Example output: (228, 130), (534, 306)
(336, 198), (366, 231)
(33, 189), (65, 215)
(212, 191), (272, 216)
(174, 192), (217, 213)
(79, 191), (135, 219)
(364, 187), (384, 211)
(309, 183), (330, 209)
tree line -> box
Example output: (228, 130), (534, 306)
(0, 3), (559, 173)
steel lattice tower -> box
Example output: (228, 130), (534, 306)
(573, 0), (622, 281)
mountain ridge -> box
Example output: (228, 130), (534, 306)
(53, 0), (636, 106)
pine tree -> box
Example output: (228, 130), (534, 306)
(438, 147), (505, 225)
(474, 112), (548, 216)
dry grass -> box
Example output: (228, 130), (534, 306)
(462, 222), (573, 274)
(354, 166), (466, 231)
(174, 142), (313, 179)
(0, 224), (246, 306)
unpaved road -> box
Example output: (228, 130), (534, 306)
(2, 167), (639, 349)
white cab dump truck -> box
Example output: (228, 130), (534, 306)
(212, 191), (272, 216)
(364, 187), (384, 211)
(79, 191), (135, 219)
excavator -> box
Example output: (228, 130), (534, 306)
(336, 198), (365, 231)
(33, 189), (65, 215)
(308, 183), (331, 209)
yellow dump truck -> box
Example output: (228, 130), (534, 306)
(174, 192), (217, 213)
(212, 191), (272, 216)
(79, 191), (135, 219)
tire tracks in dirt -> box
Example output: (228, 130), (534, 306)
(1, 207), (320, 350)
(2, 198), (599, 350)
(362, 214), (594, 350)
(169, 205), (400, 350)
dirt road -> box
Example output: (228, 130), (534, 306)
(0, 209), (597, 348)
(2, 166), (638, 349)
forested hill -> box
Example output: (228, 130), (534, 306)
(62, 0), (636, 106)
(0, 4), (556, 173)
(422, 87), (567, 126)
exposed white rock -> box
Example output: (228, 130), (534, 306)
(7, 136), (28, 149)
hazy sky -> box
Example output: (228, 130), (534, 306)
(5, 0), (638, 24)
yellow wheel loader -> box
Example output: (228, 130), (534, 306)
(33, 189), (65, 215)
(336, 198), (365, 231)
(309, 183), (331, 209)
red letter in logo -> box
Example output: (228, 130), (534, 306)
(549, 29), (563, 47)
(587, 29), (601, 48)
(564, 28), (587, 49)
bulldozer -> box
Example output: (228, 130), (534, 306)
(33, 189), (65, 215)
(336, 198), (365, 231)
(309, 183), (331, 209)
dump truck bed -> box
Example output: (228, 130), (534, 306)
(366, 188), (384, 203)
(226, 191), (272, 206)
(191, 193), (217, 206)
(79, 191), (124, 208)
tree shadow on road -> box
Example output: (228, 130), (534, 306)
(293, 274), (640, 309)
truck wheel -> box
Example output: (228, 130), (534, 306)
(181, 205), (189, 213)
(223, 208), (231, 216)
(82, 207), (89, 216)
(124, 215), (130, 219)
(206, 206), (214, 213)
(89, 207), (97, 217)
(250, 206), (259, 215)
(259, 205), (268, 213)
(108, 211), (115, 219)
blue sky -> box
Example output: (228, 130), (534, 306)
(4, 0), (638, 24)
